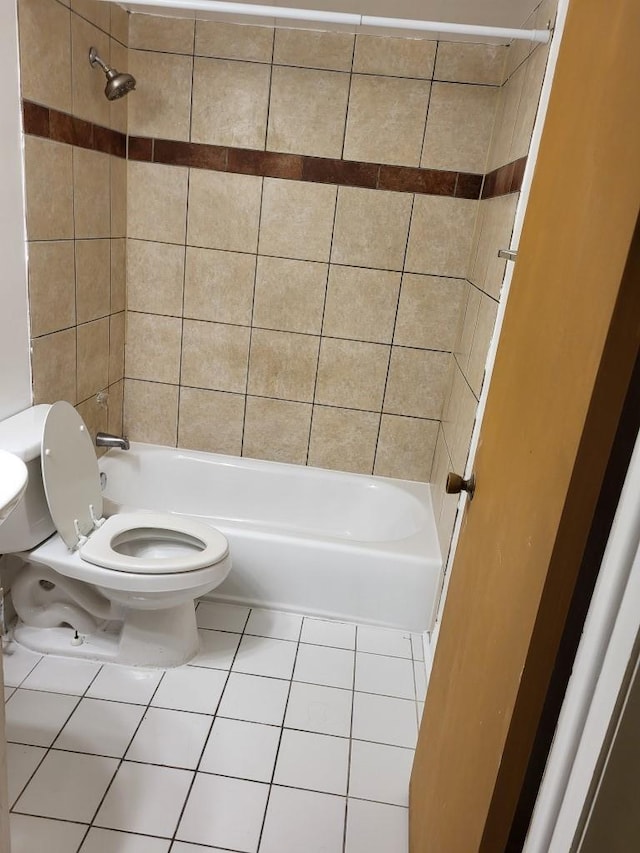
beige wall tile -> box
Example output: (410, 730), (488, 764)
(453, 282), (481, 374)
(188, 169), (262, 253)
(71, 0), (110, 31)
(124, 379), (178, 445)
(76, 394), (108, 451)
(353, 35), (436, 78)
(434, 42), (506, 85)
(127, 240), (185, 316)
(253, 257), (327, 334)
(247, 328), (319, 402)
(178, 387), (245, 456)
(441, 361), (478, 474)
(76, 239), (111, 324)
(71, 14), (110, 127)
(243, 396), (311, 465)
(421, 82), (498, 173)
(315, 338), (389, 411)
(111, 238), (126, 313)
(128, 50), (193, 141)
(431, 427), (458, 557)
(383, 348), (450, 419)
(108, 39), (130, 133)
(129, 13), (194, 52)
(28, 241), (76, 337)
(487, 62), (525, 171)
(374, 414), (438, 482)
(331, 187), (412, 271)
(267, 66), (350, 158)
(406, 196), (478, 277)
(465, 292), (498, 397)
(24, 137), (74, 241)
(191, 57), (270, 149)
(108, 379), (124, 436)
(429, 424), (448, 519)
(109, 311), (125, 384)
(344, 75), (430, 167)
(273, 28), (354, 71)
(184, 247), (255, 326)
(181, 319), (250, 393)
(195, 20), (273, 63)
(322, 266), (400, 343)
(307, 406), (379, 475)
(77, 317), (109, 401)
(73, 148), (111, 238)
(469, 194), (519, 298)
(110, 5), (129, 45)
(259, 179), (336, 262)
(31, 327), (77, 404)
(510, 42), (550, 162)
(394, 274), (465, 351)
(128, 161), (189, 244)
(19, 0), (72, 112)
(110, 156), (127, 239)
(125, 311), (182, 384)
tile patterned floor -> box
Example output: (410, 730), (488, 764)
(3, 602), (428, 853)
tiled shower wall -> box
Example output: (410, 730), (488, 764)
(18, 0), (129, 446)
(122, 18), (507, 481)
(431, 0), (558, 554)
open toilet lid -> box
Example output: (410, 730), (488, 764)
(41, 401), (103, 550)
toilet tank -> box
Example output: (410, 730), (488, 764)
(0, 405), (55, 552)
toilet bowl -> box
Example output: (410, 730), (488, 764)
(0, 402), (231, 667)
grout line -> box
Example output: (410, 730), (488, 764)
(418, 40), (439, 168)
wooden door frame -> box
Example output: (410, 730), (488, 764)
(409, 0), (640, 849)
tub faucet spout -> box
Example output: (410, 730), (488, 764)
(96, 432), (130, 451)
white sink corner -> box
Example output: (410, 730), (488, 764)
(0, 449), (28, 525)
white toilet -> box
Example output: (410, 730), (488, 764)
(0, 402), (231, 667)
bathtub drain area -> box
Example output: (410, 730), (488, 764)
(4, 602), (427, 853)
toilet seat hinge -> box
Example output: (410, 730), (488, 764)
(89, 504), (105, 529)
(73, 519), (89, 549)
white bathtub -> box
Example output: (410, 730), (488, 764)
(100, 443), (442, 632)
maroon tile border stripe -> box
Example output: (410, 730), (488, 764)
(23, 100), (525, 200)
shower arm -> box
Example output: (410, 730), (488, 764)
(89, 47), (111, 75)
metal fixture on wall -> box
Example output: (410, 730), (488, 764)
(88, 47), (136, 101)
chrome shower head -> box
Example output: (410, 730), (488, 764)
(89, 46), (136, 101)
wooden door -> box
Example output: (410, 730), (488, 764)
(409, 1), (640, 850)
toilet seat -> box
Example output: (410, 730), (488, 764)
(41, 403), (229, 575)
(79, 511), (228, 574)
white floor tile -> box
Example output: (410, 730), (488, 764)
(356, 626), (412, 659)
(196, 600), (250, 633)
(79, 827), (171, 853)
(190, 629), (240, 670)
(411, 633), (425, 661)
(6, 743), (46, 807)
(355, 652), (416, 700)
(5, 689), (79, 746)
(126, 707), (212, 769)
(274, 729), (349, 795)
(285, 681), (353, 737)
(414, 659), (427, 701)
(10, 814), (87, 853)
(349, 740), (413, 806)
(172, 845), (231, 853)
(245, 608), (302, 641)
(294, 643), (354, 689)
(352, 692), (418, 748)
(95, 761), (193, 838)
(217, 673), (290, 726)
(232, 635), (297, 679)
(177, 773), (269, 852)
(151, 666), (227, 714)
(14, 750), (118, 822)
(21, 656), (101, 695)
(55, 697), (145, 757)
(86, 664), (163, 705)
(200, 717), (280, 782)
(300, 617), (356, 650)
(4, 686), (15, 701)
(345, 799), (408, 853)
(260, 786), (345, 853)
(417, 700), (425, 724)
(2, 643), (42, 687)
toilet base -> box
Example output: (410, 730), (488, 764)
(13, 600), (200, 668)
